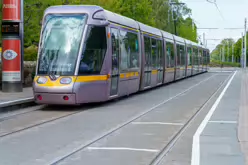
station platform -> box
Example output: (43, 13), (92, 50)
(0, 87), (34, 109)
(192, 69), (246, 165)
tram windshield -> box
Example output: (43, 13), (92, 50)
(37, 14), (87, 75)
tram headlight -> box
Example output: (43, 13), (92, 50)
(37, 77), (47, 84)
(60, 77), (72, 84)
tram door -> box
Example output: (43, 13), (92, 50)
(144, 36), (152, 87)
(157, 40), (163, 84)
(110, 28), (120, 96)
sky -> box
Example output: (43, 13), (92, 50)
(180, 0), (248, 52)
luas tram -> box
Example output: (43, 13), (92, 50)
(33, 5), (210, 105)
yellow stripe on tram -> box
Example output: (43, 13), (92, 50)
(34, 76), (77, 87)
(119, 72), (139, 78)
(75, 75), (109, 82)
(34, 75), (110, 87)
(152, 70), (158, 74)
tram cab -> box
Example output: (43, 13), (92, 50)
(33, 6), (111, 105)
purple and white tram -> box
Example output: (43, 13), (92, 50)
(33, 5), (210, 105)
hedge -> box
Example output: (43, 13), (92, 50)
(209, 60), (241, 67)
(24, 45), (38, 61)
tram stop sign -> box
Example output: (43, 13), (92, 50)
(1, 0), (24, 92)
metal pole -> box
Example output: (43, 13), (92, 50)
(173, 10), (177, 35)
(203, 33), (205, 46)
(168, 0), (171, 24)
(222, 45), (225, 62)
(244, 18), (247, 67)
(232, 43), (234, 63)
(220, 47), (222, 61)
(242, 32), (244, 68)
(227, 40), (229, 62)
(223, 44), (225, 62)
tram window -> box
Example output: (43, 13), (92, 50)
(119, 30), (129, 71)
(144, 36), (151, 69)
(187, 47), (192, 66)
(127, 32), (139, 69)
(180, 45), (185, 67)
(194, 48), (198, 66)
(37, 14), (87, 75)
(199, 50), (202, 65)
(151, 38), (157, 68)
(157, 40), (163, 68)
(111, 28), (119, 72)
(203, 51), (206, 65)
(176, 44), (181, 67)
(166, 42), (174, 68)
(119, 30), (139, 71)
(78, 26), (107, 75)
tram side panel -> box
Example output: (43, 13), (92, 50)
(108, 25), (141, 97)
(163, 39), (176, 83)
(181, 43), (187, 78)
(192, 47), (198, 75)
(74, 25), (110, 103)
(199, 49), (204, 73)
(124, 28), (141, 95)
(186, 46), (193, 76)
(173, 42), (179, 80)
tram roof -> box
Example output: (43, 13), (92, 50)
(160, 30), (174, 40)
(104, 10), (139, 29)
(173, 35), (186, 44)
(137, 22), (162, 37)
(44, 5), (103, 16)
(44, 5), (139, 30)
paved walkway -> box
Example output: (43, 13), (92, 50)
(199, 70), (245, 165)
(239, 69), (248, 165)
(189, 69), (248, 165)
(0, 87), (33, 105)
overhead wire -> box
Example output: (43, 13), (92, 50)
(206, 0), (225, 20)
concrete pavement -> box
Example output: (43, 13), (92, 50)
(1, 69), (248, 165)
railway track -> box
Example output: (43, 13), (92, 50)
(42, 73), (231, 165)
(148, 72), (232, 165)
(0, 104), (100, 138)
(0, 73), (218, 140)
(0, 72), (233, 165)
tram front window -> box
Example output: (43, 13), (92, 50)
(78, 26), (107, 75)
(37, 14), (87, 75)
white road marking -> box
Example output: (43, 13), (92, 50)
(208, 71), (234, 73)
(191, 71), (237, 165)
(208, 120), (237, 124)
(132, 122), (184, 126)
(87, 147), (159, 153)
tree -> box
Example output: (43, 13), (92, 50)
(0, 0), (199, 60)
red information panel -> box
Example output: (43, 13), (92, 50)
(2, 0), (21, 21)
(2, 39), (21, 82)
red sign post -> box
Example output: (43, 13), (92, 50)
(1, 0), (23, 92)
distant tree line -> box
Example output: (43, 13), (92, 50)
(211, 35), (247, 66)
(0, 0), (198, 61)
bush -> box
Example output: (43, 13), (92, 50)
(209, 60), (241, 67)
(24, 45), (38, 61)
